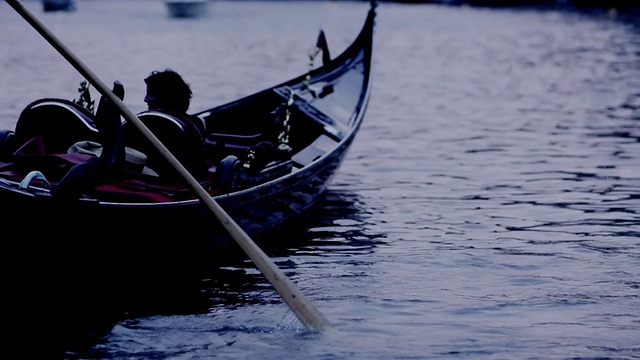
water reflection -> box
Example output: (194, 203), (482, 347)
(1, 188), (381, 358)
(2, 252), (210, 358)
(605, 93), (640, 121)
(256, 189), (386, 257)
(184, 188), (388, 326)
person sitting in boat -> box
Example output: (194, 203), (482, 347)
(143, 69), (206, 136)
(128, 68), (208, 179)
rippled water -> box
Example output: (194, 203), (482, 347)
(1, 0), (639, 359)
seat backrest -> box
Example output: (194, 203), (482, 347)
(123, 111), (207, 179)
(14, 99), (99, 153)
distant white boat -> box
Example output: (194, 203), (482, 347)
(43, 0), (76, 12)
(165, 0), (209, 18)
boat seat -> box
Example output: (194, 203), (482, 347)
(123, 111), (208, 179)
(0, 130), (16, 161)
(203, 99), (301, 162)
(13, 99), (100, 153)
(205, 132), (265, 162)
(210, 152), (293, 192)
(291, 134), (337, 168)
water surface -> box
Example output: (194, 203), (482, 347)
(1, 0), (639, 358)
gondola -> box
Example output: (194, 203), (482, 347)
(0, 1), (376, 254)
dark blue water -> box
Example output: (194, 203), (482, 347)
(1, 0), (639, 358)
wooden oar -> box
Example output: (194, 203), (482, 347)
(5, 0), (330, 332)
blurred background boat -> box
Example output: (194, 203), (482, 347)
(165, 0), (209, 18)
(42, 0), (75, 12)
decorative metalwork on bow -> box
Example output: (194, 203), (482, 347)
(73, 80), (95, 113)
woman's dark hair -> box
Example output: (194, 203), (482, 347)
(144, 69), (192, 113)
